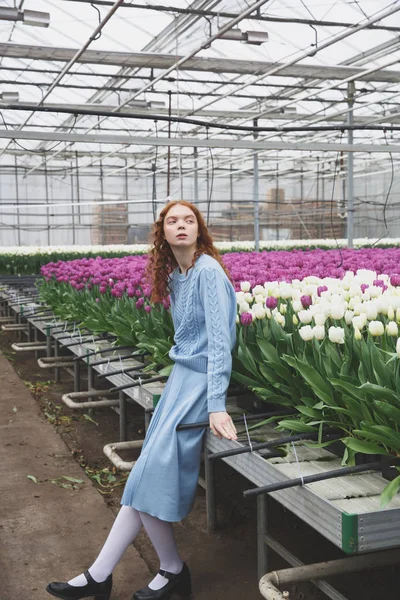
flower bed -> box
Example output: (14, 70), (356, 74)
(38, 248), (400, 507)
(3, 237), (400, 274)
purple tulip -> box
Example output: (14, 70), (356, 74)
(144, 305), (152, 313)
(317, 285), (328, 296)
(265, 297), (278, 310)
(390, 274), (400, 287)
(360, 284), (369, 293)
(301, 295), (312, 308)
(240, 312), (253, 326)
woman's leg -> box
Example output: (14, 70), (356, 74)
(139, 511), (183, 591)
(68, 505), (143, 586)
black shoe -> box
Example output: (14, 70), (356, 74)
(46, 570), (112, 600)
(132, 563), (191, 600)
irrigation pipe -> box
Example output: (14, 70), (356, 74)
(259, 549), (400, 600)
(73, 344), (135, 361)
(177, 409), (294, 431)
(103, 440), (144, 471)
(209, 431), (342, 461)
(244, 458), (400, 497)
(61, 389), (119, 409)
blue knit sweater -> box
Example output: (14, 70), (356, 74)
(168, 254), (237, 413)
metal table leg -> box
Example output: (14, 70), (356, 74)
(74, 360), (81, 393)
(205, 448), (217, 533)
(257, 494), (268, 580)
(54, 339), (60, 383)
(119, 391), (127, 442)
(87, 366), (94, 415)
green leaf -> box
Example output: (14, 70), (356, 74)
(158, 364), (174, 377)
(380, 474), (400, 508)
(342, 438), (387, 455)
(373, 401), (400, 426)
(256, 337), (281, 363)
(277, 419), (317, 433)
(283, 355), (336, 406)
(360, 383), (399, 404)
(61, 476), (84, 484)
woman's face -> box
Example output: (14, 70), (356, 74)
(163, 204), (199, 250)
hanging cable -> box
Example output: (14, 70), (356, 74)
(372, 130), (394, 246)
(329, 131), (344, 268)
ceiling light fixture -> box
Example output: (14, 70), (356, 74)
(0, 91), (19, 103)
(219, 29), (268, 45)
(0, 7), (50, 27)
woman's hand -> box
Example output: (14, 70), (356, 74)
(209, 412), (237, 441)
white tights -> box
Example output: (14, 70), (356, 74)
(68, 505), (183, 591)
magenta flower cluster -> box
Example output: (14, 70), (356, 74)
(41, 248), (400, 304)
(222, 247), (400, 290)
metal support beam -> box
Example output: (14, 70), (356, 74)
(347, 82), (355, 248)
(0, 129), (399, 153)
(1, 43), (400, 82)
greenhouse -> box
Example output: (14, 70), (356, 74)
(1, 1), (400, 600)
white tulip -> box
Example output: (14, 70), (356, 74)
(293, 314), (299, 325)
(292, 300), (303, 313)
(279, 303), (287, 315)
(236, 291), (245, 303)
(328, 326), (345, 344)
(368, 321), (384, 337)
(396, 338), (400, 357)
(314, 313), (327, 326)
(253, 304), (266, 320)
(354, 326), (362, 341)
(299, 325), (314, 341)
(313, 325), (325, 341)
(253, 285), (267, 297)
(298, 310), (313, 324)
(239, 301), (250, 314)
(369, 285), (382, 298)
(235, 314), (240, 324)
(396, 308), (400, 325)
(291, 289), (301, 301)
(279, 284), (293, 299)
(255, 294), (265, 305)
(274, 312), (285, 327)
(345, 310), (354, 325)
(364, 302), (378, 321)
(388, 306), (395, 320)
(241, 281), (251, 293)
(386, 321), (398, 337)
(352, 314), (367, 330)
(244, 292), (254, 304)
(330, 305), (345, 320)
(348, 296), (361, 310)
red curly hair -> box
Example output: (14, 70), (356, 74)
(146, 200), (233, 303)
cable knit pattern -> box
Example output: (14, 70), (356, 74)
(204, 268), (224, 408)
(168, 254), (237, 412)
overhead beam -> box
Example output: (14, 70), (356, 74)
(0, 129), (399, 152)
(2, 101), (400, 124)
(2, 43), (400, 82)
(62, 0), (400, 32)
(1, 65), (396, 94)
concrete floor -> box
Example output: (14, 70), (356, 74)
(0, 350), (151, 600)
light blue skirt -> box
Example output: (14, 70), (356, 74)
(121, 362), (209, 522)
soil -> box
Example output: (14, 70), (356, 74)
(1, 327), (399, 600)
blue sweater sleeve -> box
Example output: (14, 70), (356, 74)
(199, 267), (233, 413)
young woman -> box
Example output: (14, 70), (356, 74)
(46, 200), (238, 600)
